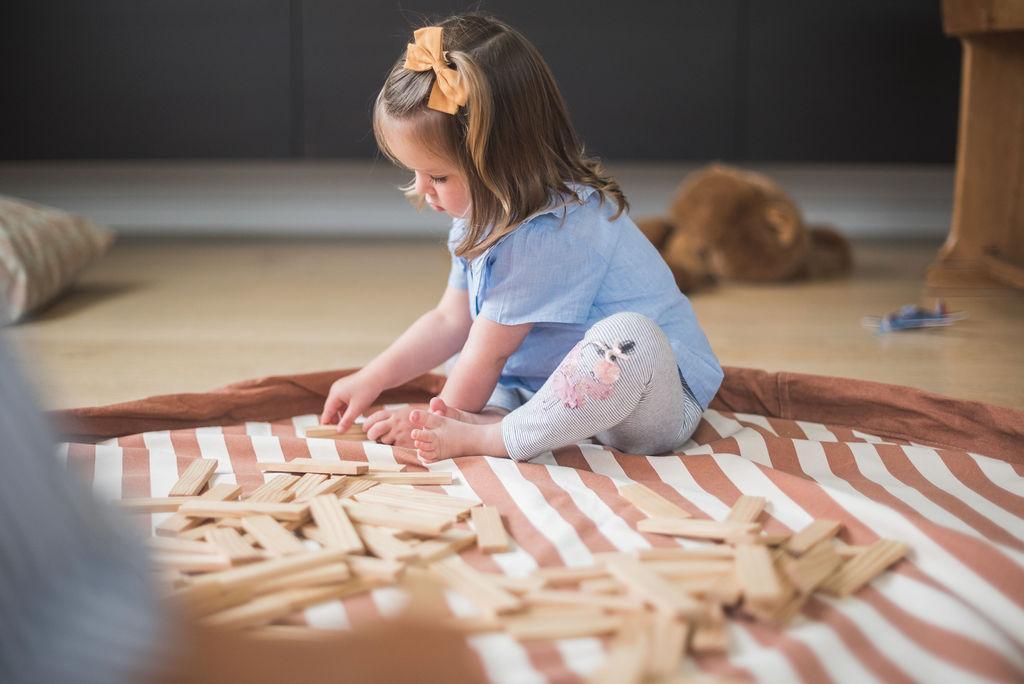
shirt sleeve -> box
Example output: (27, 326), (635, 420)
(447, 254), (469, 289)
(477, 217), (611, 325)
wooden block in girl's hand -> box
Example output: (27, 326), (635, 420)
(309, 495), (365, 554)
(303, 424), (367, 439)
(168, 458), (218, 496)
(257, 458), (369, 476)
(618, 482), (691, 519)
(470, 506), (510, 553)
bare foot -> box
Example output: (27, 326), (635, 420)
(428, 397), (506, 425)
(409, 409), (508, 461)
(363, 404), (428, 447)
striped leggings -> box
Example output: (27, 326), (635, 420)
(499, 312), (704, 462)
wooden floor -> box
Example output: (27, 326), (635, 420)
(9, 237), (1024, 411)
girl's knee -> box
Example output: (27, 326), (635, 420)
(586, 312), (664, 342)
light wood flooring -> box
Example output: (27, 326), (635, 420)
(8, 237), (1024, 411)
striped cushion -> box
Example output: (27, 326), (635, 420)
(0, 195), (114, 323)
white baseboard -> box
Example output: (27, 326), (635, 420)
(0, 160), (953, 238)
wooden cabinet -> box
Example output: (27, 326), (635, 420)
(926, 0), (1024, 290)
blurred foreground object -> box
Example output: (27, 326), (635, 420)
(927, 0), (1024, 290)
(636, 164), (852, 293)
(0, 336), (483, 684)
(0, 196), (115, 323)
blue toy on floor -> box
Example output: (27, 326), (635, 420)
(862, 299), (967, 332)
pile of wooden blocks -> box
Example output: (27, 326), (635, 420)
(119, 456), (907, 682)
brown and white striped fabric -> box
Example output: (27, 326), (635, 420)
(55, 367), (1024, 684)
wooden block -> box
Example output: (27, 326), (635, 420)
(156, 483), (242, 537)
(486, 574), (546, 595)
(310, 495), (365, 554)
(147, 536), (220, 556)
(117, 497), (198, 513)
(340, 500), (452, 536)
(785, 519), (843, 556)
(819, 539), (908, 596)
(178, 522), (221, 541)
(190, 548), (348, 594)
(690, 621), (729, 653)
(412, 527), (477, 563)
(590, 614), (648, 684)
(258, 562), (350, 593)
(505, 612), (625, 641)
(178, 500), (310, 522)
(471, 506), (510, 553)
(835, 542), (868, 559)
(635, 545), (734, 561)
(603, 555), (704, 618)
(645, 612), (688, 679)
(779, 541), (843, 595)
(153, 552), (232, 573)
(357, 524), (418, 560)
(248, 625), (340, 641)
(258, 458), (369, 476)
(241, 515), (308, 556)
(168, 458), (218, 497)
(643, 559), (734, 578)
(304, 424), (366, 439)
(345, 554), (405, 582)
(430, 556), (522, 615)
(371, 484), (478, 510)
(619, 482), (691, 519)
(203, 580), (378, 629)
(578, 577), (626, 595)
(524, 588), (645, 612)
(334, 477), (379, 499)
(244, 474), (299, 503)
(205, 527), (263, 564)
(534, 564), (608, 586)
(291, 473), (328, 499)
(363, 471), (453, 485)
(637, 517), (760, 541)
(734, 544), (785, 607)
(294, 475), (349, 502)
(355, 489), (473, 520)
(725, 495), (767, 523)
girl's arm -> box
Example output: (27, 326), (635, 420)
(439, 316), (533, 412)
(321, 287), (472, 430)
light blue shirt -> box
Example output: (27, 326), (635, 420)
(447, 183), (723, 409)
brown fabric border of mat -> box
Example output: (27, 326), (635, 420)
(50, 367), (1024, 465)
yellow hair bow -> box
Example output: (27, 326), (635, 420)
(403, 26), (468, 115)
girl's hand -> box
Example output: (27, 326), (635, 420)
(320, 371), (385, 434)
(362, 404), (427, 447)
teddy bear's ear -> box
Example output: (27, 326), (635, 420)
(764, 200), (801, 246)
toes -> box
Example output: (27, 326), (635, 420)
(429, 396), (447, 415)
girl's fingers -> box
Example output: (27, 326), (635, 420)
(365, 419), (392, 441)
(320, 395), (345, 425)
(338, 401), (366, 433)
(363, 409), (391, 429)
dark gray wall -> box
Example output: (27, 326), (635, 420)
(1, 1), (960, 162)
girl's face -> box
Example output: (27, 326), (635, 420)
(384, 118), (471, 219)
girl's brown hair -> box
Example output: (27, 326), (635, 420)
(373, 12), (628, 259)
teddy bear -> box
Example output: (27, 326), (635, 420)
(636, 164), (852, 293)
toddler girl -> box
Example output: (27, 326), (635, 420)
(320, 13), (722, 462)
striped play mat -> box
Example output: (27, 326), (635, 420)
(55, 368), (1024, 683)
